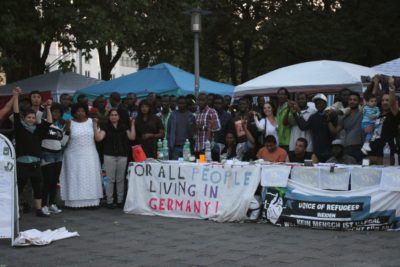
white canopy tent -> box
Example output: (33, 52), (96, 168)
(372, 58), (400, 76)
(234, 60), (381, 97)
(0, 70), (101, 100)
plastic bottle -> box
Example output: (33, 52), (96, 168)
(162, 138), (169, 160)
(101, 170), (108, 191)
(383, 142), (391, 166)
(157, 139), (163, 159)
(183, 139), (191, 161)
(205, 140), (212, 163)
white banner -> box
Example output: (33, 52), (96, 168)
(350, 167), (381, 190)
(380, 167), (400, 192)
(125, 162), (260, 222)
(261, 165), (291, 187)
(0, 134), (18, 244)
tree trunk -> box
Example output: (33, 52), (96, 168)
(228, 40), (238, 85)
(5, 40), (51, 83)
(240, 39), (252, 83)
(98, 42), (124, 80)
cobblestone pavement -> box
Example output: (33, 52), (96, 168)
(1, 208), (399, 267)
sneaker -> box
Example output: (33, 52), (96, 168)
(36, 209), (50, 217)
(42, 206), (51, 215)
(49, 204), (62, 214)
(365, 143), (371, 151)
(361, 147), (368, 155)
(361, 143), (370, 154)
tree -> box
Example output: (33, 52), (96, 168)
(0, 0), (74, 83)
(69, 0), (148, 80)
(126, 0), (194, 70)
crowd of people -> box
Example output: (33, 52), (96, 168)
(0, 74), (398, 218)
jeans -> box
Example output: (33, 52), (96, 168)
(41, 151), (63, 166)
(362, 121), (375, 142)
(103, 155), (128, 204)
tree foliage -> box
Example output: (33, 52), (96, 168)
(1, 0), (399, 84)
(68, 0), (149, 80)
(0, 0), (74, 83)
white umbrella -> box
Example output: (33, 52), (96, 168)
(234, 60), (381, 97)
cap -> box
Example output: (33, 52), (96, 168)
(331, 139), (344, 147)
(312, 93), (327, 103)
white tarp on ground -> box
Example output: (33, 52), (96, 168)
(234, 60), (381, 96)
(14, 227), (79, 246)
(124, 161), (260, 222)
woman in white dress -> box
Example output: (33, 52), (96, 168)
(60, 103), (103, 208)
(252, 102), (279, 145)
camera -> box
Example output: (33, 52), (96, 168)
(361, 75), (400, 91)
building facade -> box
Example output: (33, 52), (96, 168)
(46, 42), (138, 80)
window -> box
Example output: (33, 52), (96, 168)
(85, 57), (90, 64)
(84, 70), (90, 77)
(120, 56), (135, 68)
(98, 72), (101, 79)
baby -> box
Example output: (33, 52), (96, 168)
(361, 95), (380, 154)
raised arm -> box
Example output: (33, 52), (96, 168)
(252, 111), (266, 132)
(12, 87), (22, 114)
(127, 118), (136, 141)
(389, 76), (399, 115)
(293, 112), (310, 131)
(290, 101), (312, 131)
(92, 118), (106, 142)
(0, 91), (19, 120)
(242, 119), (255, 144)
(45, 99), (53, 124)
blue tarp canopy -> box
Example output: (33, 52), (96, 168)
(76, 63), (234, 98)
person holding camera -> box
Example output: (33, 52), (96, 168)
(364, 75), (385, 106)
(368, 77), (400, 165)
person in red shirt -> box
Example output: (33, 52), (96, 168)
(256, 135), (288, 162)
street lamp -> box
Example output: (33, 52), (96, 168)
(183, 8), (211, 97)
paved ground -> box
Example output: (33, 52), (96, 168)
(1, 207), (399, 267)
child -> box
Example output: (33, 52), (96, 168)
(13, 87), (53, 217)
(361, 95), (380, 154)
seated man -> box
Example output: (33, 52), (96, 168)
(256, 135), (287, 163)
(326, 139), (357, 165)
(287, 137), (318, 163)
